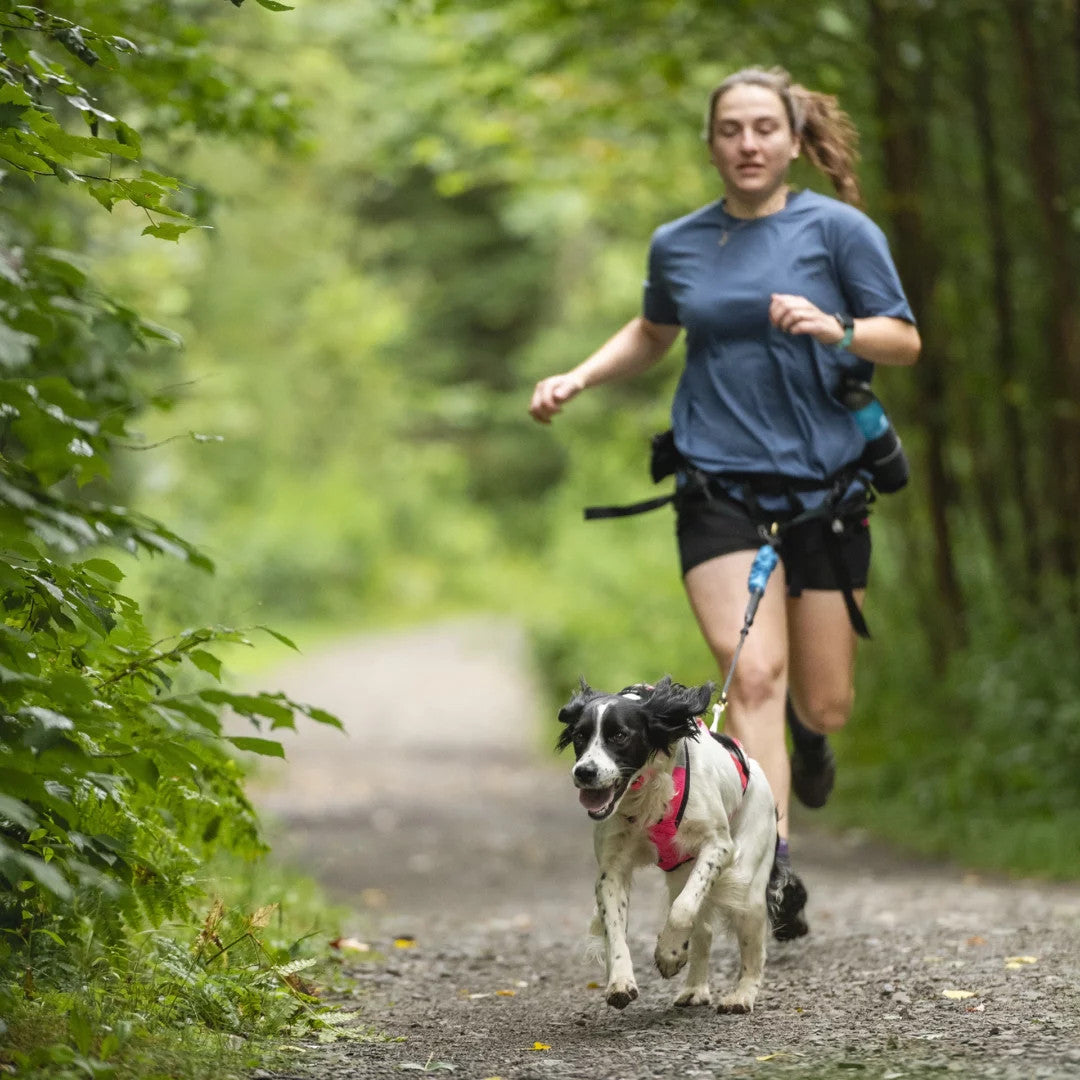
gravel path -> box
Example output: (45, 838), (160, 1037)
(249, 619), (1080, 1080)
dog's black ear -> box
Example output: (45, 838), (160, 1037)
(554, 676), (601, 752)
(643, 675), (715, 751)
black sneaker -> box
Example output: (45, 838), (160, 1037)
(787, 698), (836, 809)
(768, 862), (809, 941)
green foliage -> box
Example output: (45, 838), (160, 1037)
(0, 0), (357, 1071)
(1, 854), (369, 1079)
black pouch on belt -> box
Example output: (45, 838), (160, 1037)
(650, 429), (684, 483)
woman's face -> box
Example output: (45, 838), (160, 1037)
(709, 83), (800, 205)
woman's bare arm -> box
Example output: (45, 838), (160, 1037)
(528, 317), (681, 424)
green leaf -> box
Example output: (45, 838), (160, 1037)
(200, 689), (295, 727)
(139, 169), (182, 189)
(254, 0), (295, 9)
(32, 927), (67, 947)
(297, 704), (345, 730)
(0, 85), (33, 107)
(0, 794), (38, 831)
(2, 850), (72, 900)
(141, 222), (197, 242)
(226, 736), (286, 758)
(257, 625), (300, 651)
(188, 649), (223, 681)
(79, 558), (123, 582)
(21, 706), (76, 732)
(68, 1006), (93, 1056)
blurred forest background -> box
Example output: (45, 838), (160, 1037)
(124, 0), (1080, 878)
(5, 0), (1080, 898)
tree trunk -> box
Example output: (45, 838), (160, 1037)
(967, 17), (1042, 598)
(1006, 0), (1080, 604)
(867, 0), (966, 660)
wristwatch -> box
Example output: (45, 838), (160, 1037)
(834, 312), (855, 350)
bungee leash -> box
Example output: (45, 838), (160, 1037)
(710, 539), (780, 733)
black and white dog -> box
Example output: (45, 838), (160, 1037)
(557, 676), (781, 1014)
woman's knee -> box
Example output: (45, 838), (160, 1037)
(796, 688), (854, 735)
(728, 655), (786, 713)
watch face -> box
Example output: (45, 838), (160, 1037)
(835, 312), (853, 330)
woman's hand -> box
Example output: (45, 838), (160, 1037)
(528, 317), (681, 425)
(769, 293), (844, 345)
(769, 294), (921, 365)
(529, 372), (586, 424)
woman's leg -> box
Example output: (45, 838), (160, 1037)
(785, 588), (865, 735)
(683, 550), (791, 838)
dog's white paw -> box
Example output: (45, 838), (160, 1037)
(605, 978), (639, 1010)
(674, 985), (712, 1007)
(654, 925), (690, 979)
(717, 988), (757, 1014)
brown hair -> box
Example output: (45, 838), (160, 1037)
(704, 66), (862, 208)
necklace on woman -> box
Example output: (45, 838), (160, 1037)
(718, 205), (753, 247)
(718, 218), (749, 247)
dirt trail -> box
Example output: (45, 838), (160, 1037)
(250, 619), (1080, 1080)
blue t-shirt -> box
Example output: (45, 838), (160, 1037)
(642, 189), (914, 489)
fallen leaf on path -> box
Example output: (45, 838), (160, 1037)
(496, 989), (516, 996)
(942, 990), (976, 1000)
(757, 1053), (792, 1062)
(329, 937), (371, 953)
(1004, 956), (1038, 968)
(586, 981), (601, 989)
(394, 936), (417, 949)
(528, 1042), (550, 1051)
(966, 935), (987, 946)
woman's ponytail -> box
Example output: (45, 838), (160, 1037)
(789, 84), (862, 208)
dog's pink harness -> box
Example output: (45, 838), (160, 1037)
(630, 719), (749, 872)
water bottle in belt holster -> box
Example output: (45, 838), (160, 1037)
(837, 375), (910, 494)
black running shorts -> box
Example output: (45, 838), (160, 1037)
(675, 486), (871, 595)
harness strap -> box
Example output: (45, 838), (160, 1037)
(584, 494), (674, 520)
(584, 464), (872, 639)
(630, 722), (750, 873)
(736, 472), (872, 640)
(711, 730), (750, 792)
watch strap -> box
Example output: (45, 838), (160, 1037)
(834, 312), (855, 350)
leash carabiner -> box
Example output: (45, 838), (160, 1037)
(710, 540), (780, 733)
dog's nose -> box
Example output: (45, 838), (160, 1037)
(573, 761), (598, 785)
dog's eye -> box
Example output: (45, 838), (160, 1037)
(609, 730), (629, 744)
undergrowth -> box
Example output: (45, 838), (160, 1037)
(0, 852), (385, 1079)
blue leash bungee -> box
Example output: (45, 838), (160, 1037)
(710, 542), (780, 733)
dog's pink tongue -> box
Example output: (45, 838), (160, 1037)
(579, 788), (612, 813)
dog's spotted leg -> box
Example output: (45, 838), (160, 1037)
(717, 905), (767, 1014)
(655, 837), (732, 978)
(673, 918), (714, 1007)
(595, 867), (637, 1009)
